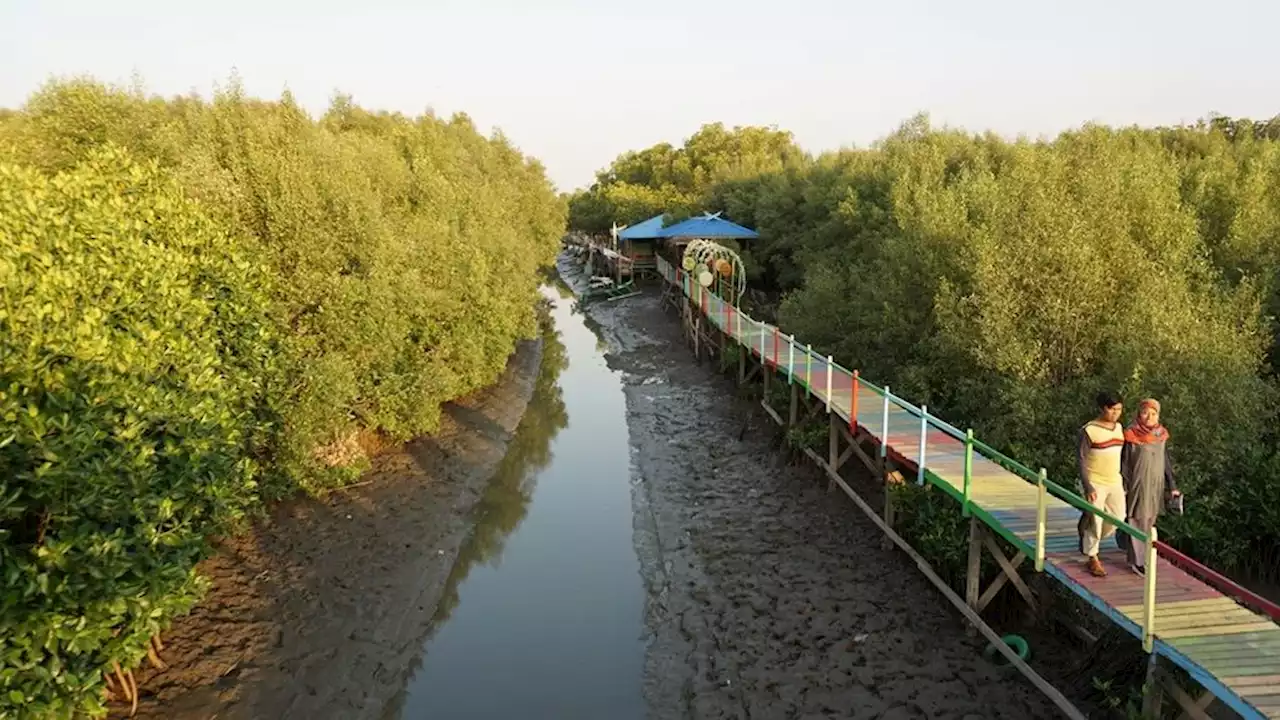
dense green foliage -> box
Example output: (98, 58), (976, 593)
(575, 115), (1280, 580)
(567, 122), (805, 236)
(0, 78), (564, 718)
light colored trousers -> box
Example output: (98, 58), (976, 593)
(1081, 483), (1126, 557)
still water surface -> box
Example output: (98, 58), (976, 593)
(391, 285), (646, 719)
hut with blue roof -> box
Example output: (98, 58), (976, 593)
(612, 211), (759, 279)
(655, 211), (760, 246)
(613, 213), (667, 277)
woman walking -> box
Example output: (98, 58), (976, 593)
(1120, 398), (1181, 576)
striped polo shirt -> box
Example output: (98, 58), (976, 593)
(1081, 420), (1125, 488)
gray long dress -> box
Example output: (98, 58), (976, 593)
(1118, 433), (1177, 568)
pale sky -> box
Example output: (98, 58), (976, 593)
(2, 0), (1278, 191)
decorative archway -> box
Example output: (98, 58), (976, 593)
(680, 239), (746, 305)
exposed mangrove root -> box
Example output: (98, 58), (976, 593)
(127, 668), (138, 717)
(146, 642), (167, 670)
(108, 661), (139, 717)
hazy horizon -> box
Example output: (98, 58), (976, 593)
(3, 0), (1278, 192)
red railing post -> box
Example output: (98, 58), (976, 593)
(772, 326), (779, 368)
(851, 370), (860, 431)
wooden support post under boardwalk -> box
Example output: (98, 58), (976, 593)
(966, 516), (982, 623)
(788, 382), (798, 426)
(737, 345), (746, 385)
(1142, 653), (1164, 719)
(881, 463), (896, 552)
(692, 315), (700, 363)
(828, 413), (838, 492)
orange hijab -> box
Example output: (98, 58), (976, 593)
(1124, 398), (1169, 445)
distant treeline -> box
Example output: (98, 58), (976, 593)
(0, 78), (564, 718)
(569, 114), (1280, 584)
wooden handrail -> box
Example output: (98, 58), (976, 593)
(1156, 540), (1280, 622)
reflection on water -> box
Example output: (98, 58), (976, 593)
(429, 303), (571, 628)
(390, 287), (646, 719)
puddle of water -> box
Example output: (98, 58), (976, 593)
(390, 287), (646, 719)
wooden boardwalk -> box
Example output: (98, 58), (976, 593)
(665, 261), (1280, 719)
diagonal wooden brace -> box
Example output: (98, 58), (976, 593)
(965, 521), (1039, 615)
(1161, 672), (1214, 720)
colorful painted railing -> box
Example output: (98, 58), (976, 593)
(657, 255), (1280, 720)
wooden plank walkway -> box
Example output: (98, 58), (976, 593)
(671, 262), (1280, 719)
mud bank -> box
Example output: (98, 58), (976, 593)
(117, 335), (544, 720)
(583, 287), (1066, 720)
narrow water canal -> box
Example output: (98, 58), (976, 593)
(391, 285), (647, 719)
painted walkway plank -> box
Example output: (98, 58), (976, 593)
(663, 259), (1280, 719)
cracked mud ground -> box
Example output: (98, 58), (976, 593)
(584, 289), (1059, 720)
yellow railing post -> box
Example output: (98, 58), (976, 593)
(1143, 526), (1158, 652)
(787, 335), (795, 384)
(962, 429), (973, 517)
(1035, 468), (1048, 572)
(805, 343), (813, 392)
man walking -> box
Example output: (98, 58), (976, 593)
(1077, 391), (1126, 577)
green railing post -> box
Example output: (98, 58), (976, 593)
(917, 405), (928, 485)
(1143, 527), (1158, 652)
(1035, 468), (1048, 572)
(962, 429), (973, 517)
(805, 344), (813, 395)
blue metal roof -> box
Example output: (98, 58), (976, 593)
(616, 214), (668, 240)
(655, 212), (759, 240)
